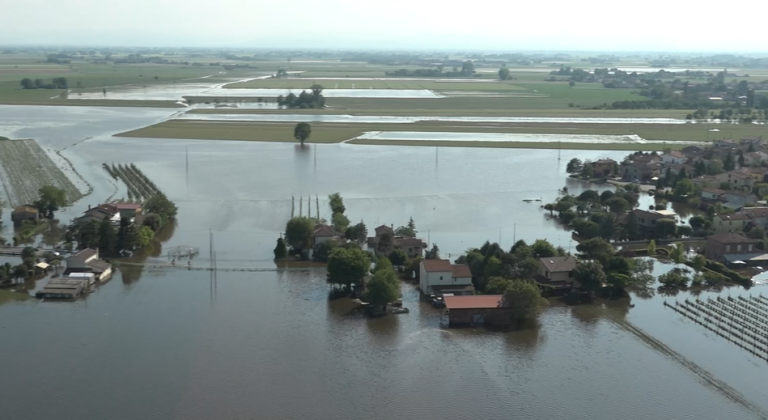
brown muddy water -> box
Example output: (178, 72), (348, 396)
(1, 105), (768, 420)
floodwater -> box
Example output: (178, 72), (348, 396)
(178, 113), (688, 124)
(352, 131), (705, 145)
(1, 105), (768, 420)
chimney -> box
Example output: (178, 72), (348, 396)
(88, 204), (91, 210)
(391, 224), (393, 229)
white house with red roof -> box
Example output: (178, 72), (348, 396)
(419, 259), (474, 296)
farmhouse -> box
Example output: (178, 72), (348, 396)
(443, 295), (511, 327)
(591, 159), (617, 177)
(11, 205), (39, 226)
(419, 259), (474, 296)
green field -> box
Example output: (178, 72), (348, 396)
(114, 119), (768, 150)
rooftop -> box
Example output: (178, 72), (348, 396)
(451, 264), (472, 278)
(539, 256), (576, 273)
(374, 225), (394, 236)
(312, 224), (337, 238)
(12, 205), (37, 214)
(722, 190), (756, 198)
(445, 295), (504, 310)
(115, 203), (142, 210)
(707, 233), (757, 244)
(74, 248), (98, 261)
(716, 213), (751, 221)
(422, 259), (453, 273)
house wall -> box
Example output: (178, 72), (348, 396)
(314, 236), (333, 247)
(705, 241), (756, 261)
(701, 191), (721, 200)
(721, 194), (757, 210)
(448, 308), (512, 326)
(712, 217), (748, 234)
(419, 270), (462, 294)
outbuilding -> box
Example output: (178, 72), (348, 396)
(443, 295), (511, 327)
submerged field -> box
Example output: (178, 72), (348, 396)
(0, 139), (83, 207)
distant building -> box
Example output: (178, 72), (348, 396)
(701, 188), (725, 201)
(443, 295), (511, 327)
(536, 256), (579, 295)
(76, 204), (120, 226)
(115, 203), (142, 219)
(393, 236), (427, 258)
(712, 213), (751, 234)
(705, 233), (759, 264)
(632, 209), (667, 232)
(719, 190), (758, 210)
(660, 151), (687, 166)
(11, 205), (39, 226)
(419, 259), (474, 296)
(591, 159), (617, 177)
(311, 224), (339, 247)
(64, 248), (112, 282)
(35, 278), (89, 299)
(716, 170), (758, 189)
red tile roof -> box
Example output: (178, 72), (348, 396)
(312, 224), (337, 238)
(707, 233), (757, 244)
(115, 203), (142, 210)
(451, 264), (472, 278)
(422, 259), (452, 272)
(445, 295), (503, 310)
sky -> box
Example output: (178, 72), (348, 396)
(2, 0), (768, 52)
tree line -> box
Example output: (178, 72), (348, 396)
(278, 85), (325, 109)
(20, 77), (68, 90)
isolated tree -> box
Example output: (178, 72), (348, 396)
(573, 260), (606, 295)
(498, 67), (511, 80)
(274, 237), (288, 259)
(34, 185), (67, 218)
(388, 248), (407, 266)
(396, 217), (417, 237)
(531, 239), (557, 258)
(327, 247), (371, 289)
(332, 212), (350, 233)
(20, 78), (35, 89)
(461, 60), (475, 75)
(294, 122), (312, 146)
(142, 213), (162, 232)
(426, 243), (440, 260)
(689, 215), (705, 230)
(569, 80), (576, 87)
(285, 216), (314, 254)
(648, 239), (657, 256)
(97, 218), (117, 255)
(143, 193), (177, 224)
(364, 265), (400, 312)
(576, 237), (614, 264)
(378, 232), (393, 254)
(566, 158), (583, 175)
(669, 242), (686, 264)
(21, 246), (36, 261)
(625, 211), (640, 240)
(502, 280), (548, 328)
(345, 221), (368, 243)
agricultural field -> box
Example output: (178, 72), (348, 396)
(0, 139), (83, 207)
(114, 119), (768, 150)
(102, 163), (162, 202)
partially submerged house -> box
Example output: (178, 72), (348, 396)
(536, 256), (579, 294)
(419, 259), (474, 296)
(11, 205), (39, 227)
(591, 159), (617, 177)
(368, 224), (427, 258)
(704, 233), (760, 264)
(443, 295), (511, 327)
(36, 278), (89, 299)
(64, 248), (113, 282)
(76, 204), (120, 226)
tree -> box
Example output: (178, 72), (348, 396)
(625, 211), (640, 240)
(364, 265), (400, 312)
(135, 225), (154, 248)
(739, 152), (745, 168)
(692, 254), (706, 271)
(34, 185), (67, 218)
(77, 220), (100, 249)
(388, 249), (407, 266)
(669, 242), (686, 264)
(566, 158), (583, 175)
(502, 280), (548, 327)
(655, 218), (677, 239)
(345, 221), (368, 243)
(461, 60), (475, 75)
(689, 215), (705, 230)
(485, 276), (513, 294)
(378, 232), (393, 254)
(569, 80), (576, 87)
(498, 67), (511, 80)
(573, 260), (607, 294)
(12, 264), (28, 281)
(294, 122), (311, 146)
(313, 241), (337, 262)
(396, 217), (417, 237)
(20, 78), (35, 89)
(544, 203), (555, 215)
(724, 150), (735, 171)
(406, 256), (422, 280)
(484, 256), (502, 278)
(426, 243), (440, 260)
(576, 238), (614, 264)
(531, 239), (557, 258)
(274, 237), (288, 259)
(328, 193), (345, 214)
(142, 213), (162, 232)
(332, 212), (350, 233)
(285, 216), (314, 253)
(747, 226), (765, 240)
(577, 190), (600, 205)
(21, 246), (36, 261)
(116, 217), (130, 252)
(648, 239), (657, 255)
(327, 247), (371, 289)
(143, 193), (177, 224)
(98, 218), (117, 255)
(673, 178), (694, 197)
(605, 197), (629, 214)
(658, 269), (689, 288)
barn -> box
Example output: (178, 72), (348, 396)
(443, 295), (511, 327)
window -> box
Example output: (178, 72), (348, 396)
(726, 245), (731, 252)
(439, 276), (443, 280)
(749, 244), (754, 251)
(737, 245), (742, 252)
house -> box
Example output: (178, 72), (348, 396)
(716, 170), (758, 189)
(370, 224), (395, 255)
(739, 207), (768, 229)
(35, 278), (89, 299)
(34, 262), (50, 274)
(701, 188), (725, 201)
(393, 236), (427, 258)
(419, 259), (474, 296)
(704, 233), (760, 264)
(538, 256), (576, 282)
(691, 175), (719, 188)
(443, 295), (511, 327)
(11, 205), (39, 226)
(681, 145), (704, 157)
(76, 205), (120, 226)
(311, 224), (339, 247)
(660, 151), (687, 166)
(720, 190), (758, 210)
(591, 159), (617, 177)
(115, 203), (142, 219)
(712, 213), (751, 234)
(714, 139), (737, 149)
(63, 248), (112, 282)
(667, 164), (695, 178)
(741, 136), (764, 147)
(632, 209), (667, 231)
(743, 151), (768, 167)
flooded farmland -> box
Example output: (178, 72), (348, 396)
(1, 105), (768, 420)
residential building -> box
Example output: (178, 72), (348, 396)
(739, 207), (768, 229)
(632, 209), (666, 231)
(720, 190), (758, 210)
(712, 213), (751, 234)
(419, 259), (474, 295)
(741, 136), (764, 147)
(591, 159), (617, 177)
(311, 224), (339, 247)
(76, 205), (120, 226)
(538, 256), (576, 282)
(660, 151), (687, 166)
(11, 205), (39, 227)
(701, 188), (725, 201)
(368, 224), (427, 258)
(115, 203), (142, 219)
(64, 248), (113, 282)
(443, 295), (511, 327)
(621, 161), (660, 181)
(370, 224), (395, 255)
(393, 236), (427, 258)
(667, 164), (695, 178)
(681, 145), (704, 157)
(704, 233), (759, 264)
(743, 151), (768, 167)
(716, 170), (758, 189)
(714, 139), (737, 149)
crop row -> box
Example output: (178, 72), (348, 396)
(102, 162), (161, 202)
(0, 139), (82, 207)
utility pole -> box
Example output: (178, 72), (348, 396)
(185, 146), (189, 193)
(435, 146), (438, 166)
(513, 223), (517, 244)
(316, 195), (320, 221)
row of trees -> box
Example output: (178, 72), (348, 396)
(20, 77), (68, 90)
(385, 61), (476, 78)
(278, 85), (325, 109)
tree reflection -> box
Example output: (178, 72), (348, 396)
(503, 321), (543, 356)
(40, 220), (67, 247)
